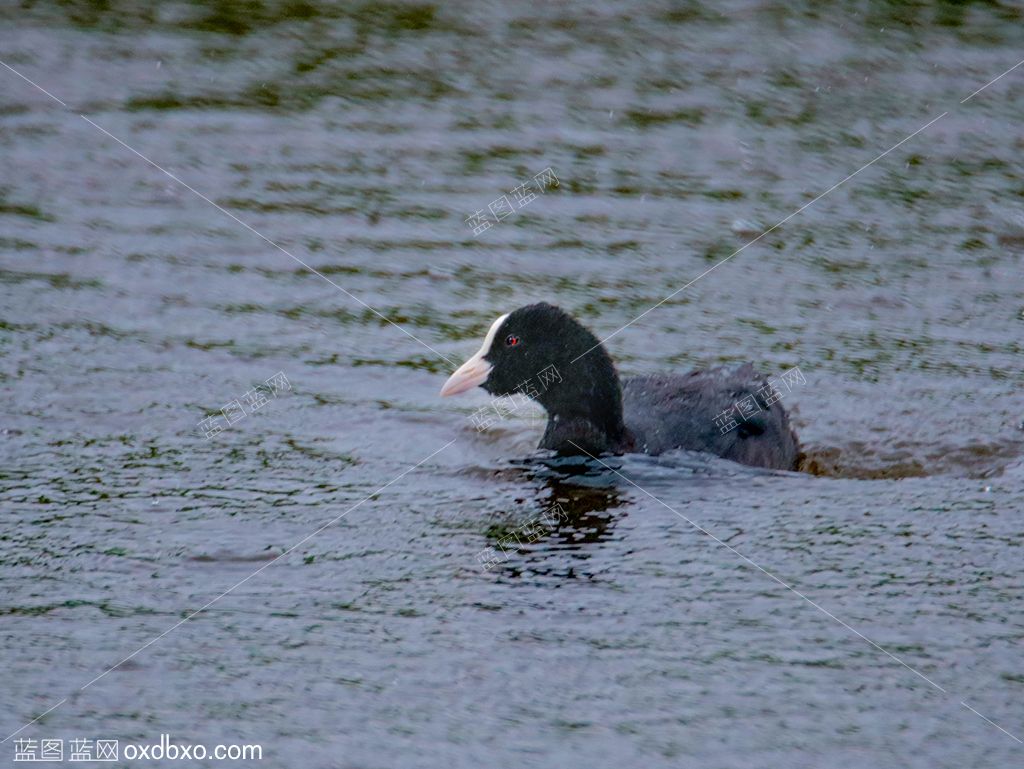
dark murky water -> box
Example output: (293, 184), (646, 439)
(2, 1), (1023, 766)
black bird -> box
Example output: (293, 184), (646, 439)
(440, 302), (800, 471)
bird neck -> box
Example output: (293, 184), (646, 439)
(536, 349), (630, 455)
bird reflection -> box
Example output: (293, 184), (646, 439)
(480, 454), (628, 580)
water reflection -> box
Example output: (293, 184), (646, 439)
(481, 457), (625, 581)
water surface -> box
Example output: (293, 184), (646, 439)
(2, 1), (1023, 767)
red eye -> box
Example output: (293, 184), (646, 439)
(505, 334), (520, 347)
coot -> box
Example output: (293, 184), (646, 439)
(440, 302), (800, 471)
